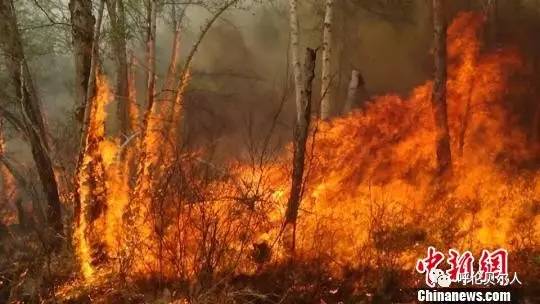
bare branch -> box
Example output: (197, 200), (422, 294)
(176, 0), (241, 97)
(28, 0), (71, 28)
(0, 104), (25, 133)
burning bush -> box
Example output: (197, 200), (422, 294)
(55, 12), (540, 303)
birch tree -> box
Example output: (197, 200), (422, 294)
(431, 0), (452, 175)
(320, 0), (334, 120)
(289, 0), (303, 121)
(284, 48), (316, 252)
(342, 69), (368, 113)
(284, 0), (318, 254)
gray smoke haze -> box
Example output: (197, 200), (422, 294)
(0, 0), (437, 167)
(4, 0), (540, 211)
(10, 0), (540, 162)
(164, 0), (435, 159)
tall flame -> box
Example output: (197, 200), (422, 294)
(72, 12), (539, 286)
(76, 74), (113, 279)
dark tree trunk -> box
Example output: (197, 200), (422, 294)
(106, 0), (131, 137)
(0, 0), (63, 239)
(432, 0), (452, 176)
(68, 0), (95, 124)
(74, 0), (104, 225)
(284, 48), (317, 251)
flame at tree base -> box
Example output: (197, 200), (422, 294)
(69, 12), (539, 295)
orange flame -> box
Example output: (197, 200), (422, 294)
(0, 119), (17, 225)
(72, 13), (539, 286)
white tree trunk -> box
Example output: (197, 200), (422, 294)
(289, 0), (303, 122)
(343, 69), (368, 113)
(284, 48), (317, 253)
(320, 0), (334, 120)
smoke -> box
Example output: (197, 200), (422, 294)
(162, 0), (436, 159)
(5, 0), (540, 170)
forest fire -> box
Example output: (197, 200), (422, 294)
(1, 0), (540, 302)
(68, 12), (538, 296)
